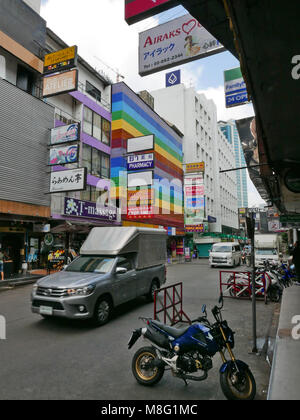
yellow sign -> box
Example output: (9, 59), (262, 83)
(44, 46), (77, 74)
(44, 46), (77, 66)
(185, 162), (205, 173)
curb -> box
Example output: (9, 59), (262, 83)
(0, 276), (42, 288)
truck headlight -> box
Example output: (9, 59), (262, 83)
(67, 285), (96, 296)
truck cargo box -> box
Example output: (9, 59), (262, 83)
(80, 227), (167, 269)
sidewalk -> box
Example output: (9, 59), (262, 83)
(267, 284), (300, 400)
(0, 269), (54, 288)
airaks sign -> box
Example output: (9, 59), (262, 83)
(139, 14), (225, 76)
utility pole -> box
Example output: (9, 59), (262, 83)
(246, 212), (257, 353)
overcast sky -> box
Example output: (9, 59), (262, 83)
(40, 0), (265, 207)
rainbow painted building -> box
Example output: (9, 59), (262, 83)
(111, 82), (184, 231)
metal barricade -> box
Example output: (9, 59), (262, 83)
(220, 271), (269, 303)
(154, 282), (191, 326)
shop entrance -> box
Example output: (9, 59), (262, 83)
(0, 232), (24, 277)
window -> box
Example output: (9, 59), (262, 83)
(16, 65), (34, 94)
(83, 107), (93, 136)
(82, 144), (110, 180)
(83, 107), (111, 146)
(82, 144), (92, 174)
(86, 81), (101, 102)
(102, 118), (111, 145)
(91, 148), (101, 177)
(116, 256), (133, 272)
(93, 113), (101, 141)
(101, 154), (110, 178)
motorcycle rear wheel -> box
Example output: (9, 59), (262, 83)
(220, 366), (256, 400)
(132, 346), (165, 386)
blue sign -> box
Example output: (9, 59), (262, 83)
(225, 91), (248, 107)
(166, 70), (181, 87)
(127, 153), (154, 171)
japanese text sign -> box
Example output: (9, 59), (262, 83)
(139, 13), (225, 76)
(50, 168), (87, 193)
(127, 153), (154, 171)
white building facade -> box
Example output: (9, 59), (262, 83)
(151, 84), (239, 246)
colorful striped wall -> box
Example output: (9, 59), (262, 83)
(111, 82), (184, 228)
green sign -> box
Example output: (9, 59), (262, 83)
(280, 214), (300, 223)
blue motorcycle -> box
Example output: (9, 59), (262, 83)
(128, 295), (256, 400)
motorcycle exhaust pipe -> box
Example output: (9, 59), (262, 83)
(178, 371), (208, 382)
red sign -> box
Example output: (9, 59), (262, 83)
(125, 0), (178, 24)
(127, 205), (154, 219)
(184, 186), (205, 196)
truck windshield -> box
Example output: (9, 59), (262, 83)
(255, 249), (277, 255)
(211, 246), (232, 253)
(65, 256), (115, 273)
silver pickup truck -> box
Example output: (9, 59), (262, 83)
(31, 227), (167, 326)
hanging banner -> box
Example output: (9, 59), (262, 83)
(139, 13), (225, 76)
(50, 168), (86, 193)
(49, 144), (79, 166)
(50, 123), (80, 145)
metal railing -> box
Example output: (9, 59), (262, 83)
(154, 282), (191, 326)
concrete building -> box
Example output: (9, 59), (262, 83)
(23, 0), (40, 14)
(218, 119), (248, 208)
(0, 0), (54, 275)
(111, 82), (185, 259)
(43, 28), (121, 253)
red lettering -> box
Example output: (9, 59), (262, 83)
(144, 36), (153, 48)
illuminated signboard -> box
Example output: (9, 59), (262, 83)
(125, 0), (178, 25)
(44, 45), (78, 74)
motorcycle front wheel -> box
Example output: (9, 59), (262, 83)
(132, 346), (165, 386)
(220, 366), (256, 400)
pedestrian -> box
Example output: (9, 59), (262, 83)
(0, 249), (4, 281)
(292, 241), (300, 285)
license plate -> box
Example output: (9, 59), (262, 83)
(40, 306), (53, 316)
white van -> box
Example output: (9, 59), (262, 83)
(209, 242), (241, 268)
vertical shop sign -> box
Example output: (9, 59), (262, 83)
(184, 175), (205, 231)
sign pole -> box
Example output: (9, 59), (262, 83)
(246, 213), (257, 353)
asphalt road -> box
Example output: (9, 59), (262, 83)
(0, 261), (276, 400)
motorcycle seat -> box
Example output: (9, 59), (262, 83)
(151, 320), (190, 338)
